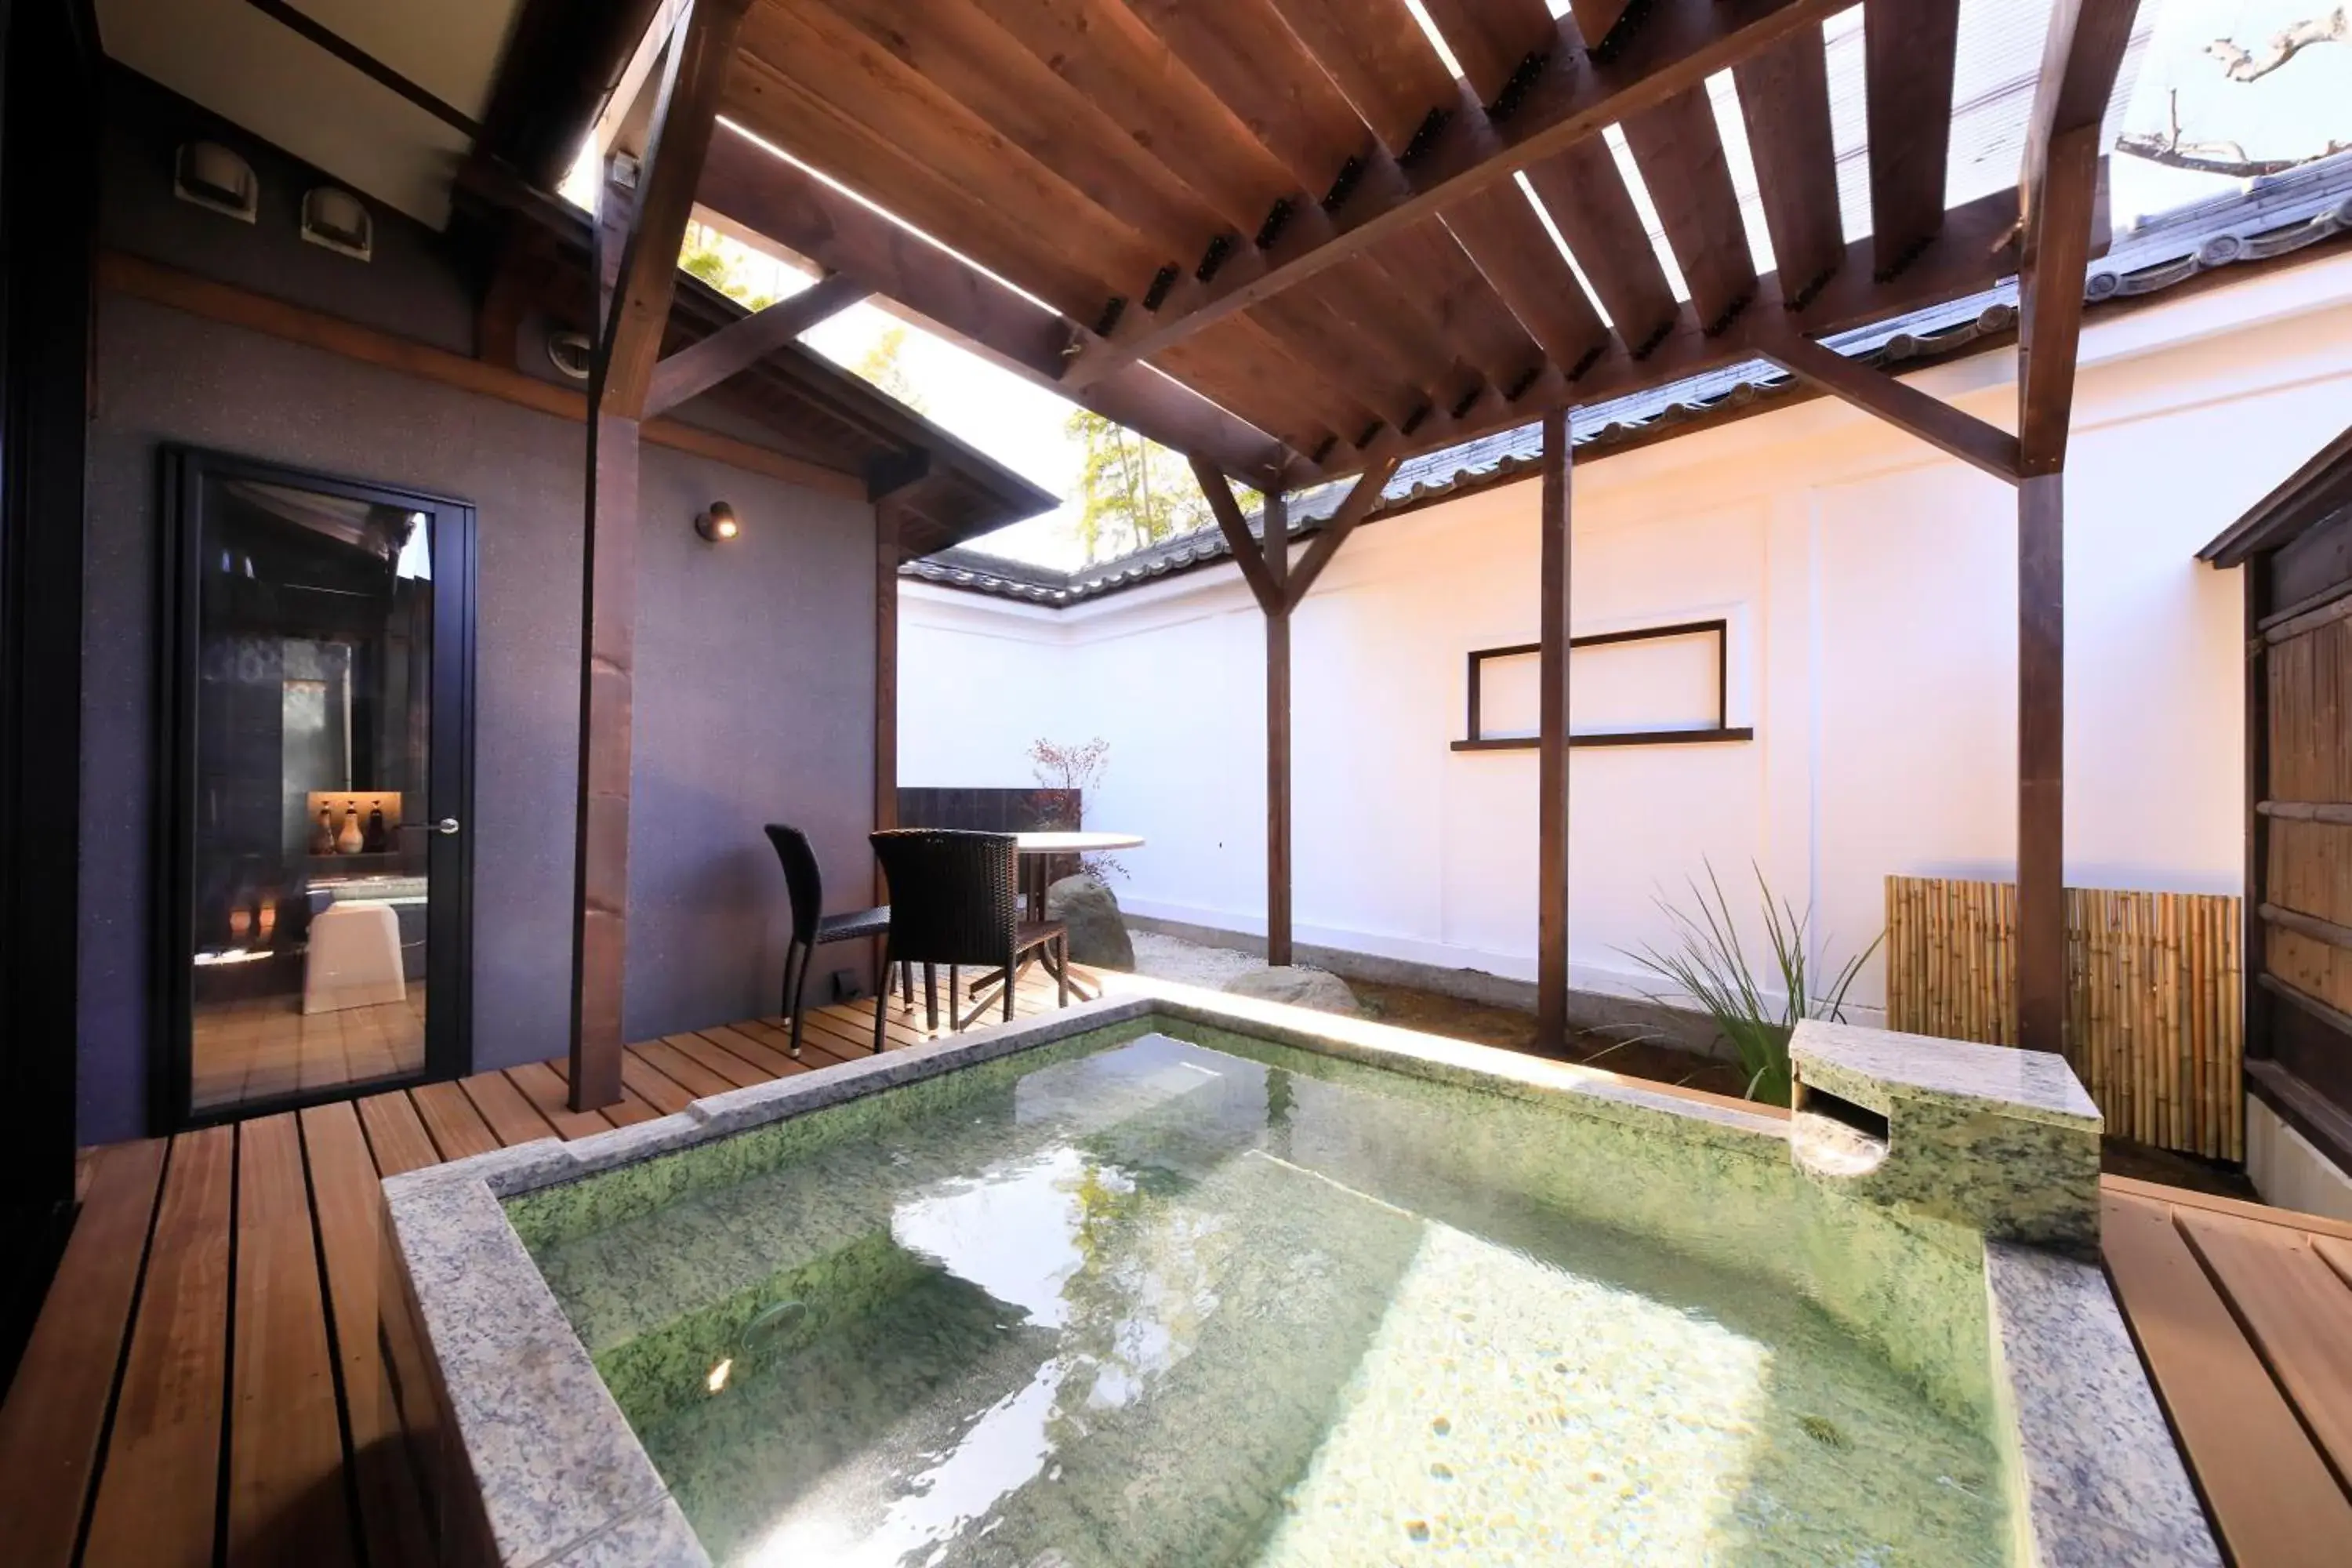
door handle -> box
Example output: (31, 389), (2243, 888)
(434, 818), (462, 835)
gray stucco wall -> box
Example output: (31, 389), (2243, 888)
(82, 296), (878, 1144)
(79, 73), (880, 1141)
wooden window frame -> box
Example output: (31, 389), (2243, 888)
(1450, 616), (1754, 752)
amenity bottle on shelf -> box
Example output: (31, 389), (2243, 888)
(310, 802), (336, 855)
(337, 803), (364, 855)
(364, 804), (388, 853)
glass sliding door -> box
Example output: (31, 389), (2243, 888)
(159, 448), (473, 1127)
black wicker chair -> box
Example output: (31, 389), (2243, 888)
(869, 829), (1069, 1052)
(765, 824), (909, 1059)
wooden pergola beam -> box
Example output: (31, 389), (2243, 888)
(644, 271), (869, 417)
(2010, 0), (2143, 1056)
(598, 0), (750, 420)
(1060, 0), (1842, 390)
(568, 0), (750, 1112)
(1191, 455), (1283, 615)
(1757, 330), (2020, 483)
(1283, 459), (1403, 611)
(696, 132), (1305, 489)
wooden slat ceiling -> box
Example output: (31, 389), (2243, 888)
(699, 0), (2025, 488)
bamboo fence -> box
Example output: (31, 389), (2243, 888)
(1883, 875), (2243, 1160)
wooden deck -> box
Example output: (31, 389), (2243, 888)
(5, 977), (2350, 1566)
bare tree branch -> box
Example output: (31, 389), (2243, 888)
(2207, 6), (2347, 82)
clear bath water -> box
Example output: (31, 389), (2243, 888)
(527, 1031), (2009, 1566)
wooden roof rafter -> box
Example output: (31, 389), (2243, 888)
(629, 0), (2119, 492)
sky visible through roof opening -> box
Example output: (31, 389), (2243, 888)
(572, 0), (2351, 572)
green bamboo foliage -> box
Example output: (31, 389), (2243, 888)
(1625, 862), (1881, 1106)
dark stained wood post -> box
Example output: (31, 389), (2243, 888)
(874, 495), (902, 896)
(568, 0), (749, 1110)
(2010, 0), (2140, 1051)
(1192, 456), (1396, 973)
(1264, 489), (1293, 967)
(1536, 409), (1573, 1054)
(2015, 472), (2065, 1052)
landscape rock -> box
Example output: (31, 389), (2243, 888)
(1046, 874), (1135, 970)
(1222, 965), (1362, 1016)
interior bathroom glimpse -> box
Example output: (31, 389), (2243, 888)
(185, 474), (434, 1112)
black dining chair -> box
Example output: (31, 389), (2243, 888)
(869, 829), (1069, 1052)
(765, 823), (909, 1059)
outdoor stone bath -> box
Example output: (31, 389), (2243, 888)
(379, 991), (2215, 1566)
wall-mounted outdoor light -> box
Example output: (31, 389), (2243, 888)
(695, 502), (740, 543)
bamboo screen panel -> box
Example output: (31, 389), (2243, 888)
(1884, 877), (2243, 1160)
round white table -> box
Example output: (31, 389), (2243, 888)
(1011, 829), (1144, 920)
(1010, 829), (1144, 998)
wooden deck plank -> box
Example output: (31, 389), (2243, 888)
(299, 1102), (434, 1568)
(354, 1090), (442, 1178)
(227, 1115), (355, 1566)
(2317, 1233), (2352, 1291)
(713, 1016), (820, 1069)
(82, 1125), (235, 1568)
(457, 1069), (561, 1148)
(693, 1023), (808, 1080)
(546, 1054), (667, 1125)
(2178, 1207), (2352, 1489)
(2102, 1171), (2352, 1242)
(0, 1138), (166, 1568)
(2100, 1191), (2352, 1566)
(631, 1038), (737, 1101)
(504, 1061), (619, 1139)
(409, 1081), (499, 1163)
(659, 1031), (770, 1091)
(618, 1047), (696, 1116)
(786, 1011), (881, 1062)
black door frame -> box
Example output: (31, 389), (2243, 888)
(0, 0), (97, 1391)
(154, 445), (476, 1131)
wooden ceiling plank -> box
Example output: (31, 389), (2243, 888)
(691, 131), (1302, 485)
(1253, 0), (1548, 399)
(1864, 0), (1962, 280)
(1370, 220), (1548, 391)
(963, 0), (1298, 234)
(1415, 0), (1563, 107)
(1063, 0), (1843, 387)
(1520, 138), (1682, 356)
(1617, 87), (1759, 336)
(1249, 288), (1428, 432)
(721, 53), (1114, 321)
(732, 5), (1165, 295)
(1121, 0), (1374, 191)
(803, 0), (1229, 264)
(1439, 183), (1612, 374)
(1260, 0), (1460, 153)
(1563, 1), (1641, 56)
(1315, 255), (1486, 401)
(1319, 182), (2022, 478)
(1158, 325), (1356, 459)
(1732, 26), (1846, 310)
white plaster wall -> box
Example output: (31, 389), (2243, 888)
(902, 254), (2352, 1017)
